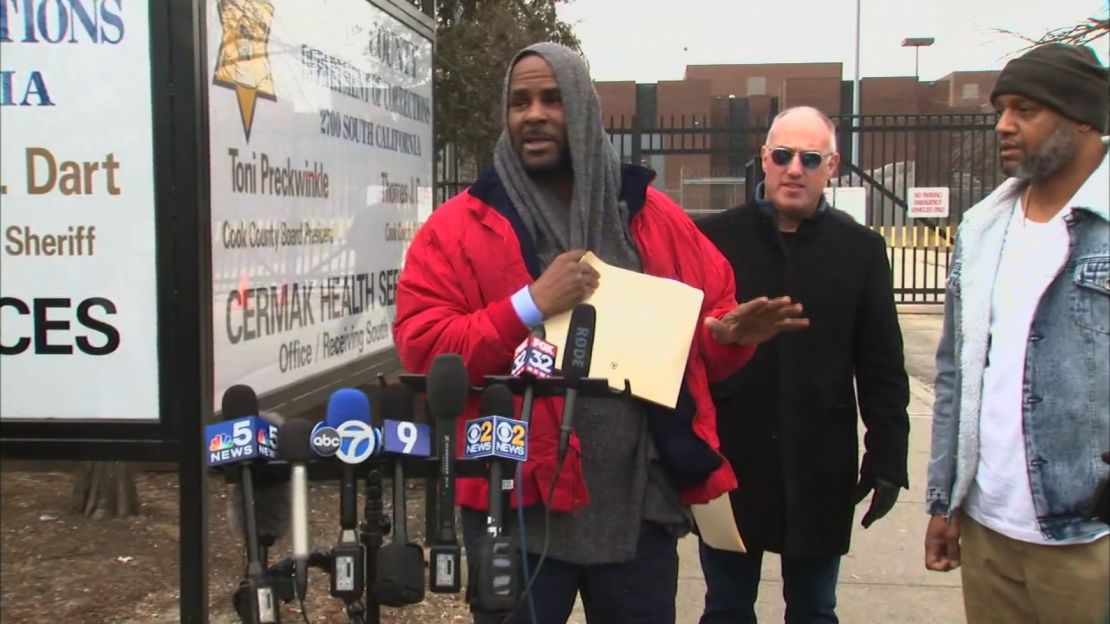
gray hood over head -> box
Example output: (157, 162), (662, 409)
(493, 42), (638, 271)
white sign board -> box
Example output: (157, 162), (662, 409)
(1, 3), (160, 420)
(823, 186), (867, 225)
(207, 0), (434, 406)
(909, 187), (950, 219)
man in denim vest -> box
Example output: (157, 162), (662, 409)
(924, 43), (1109, 623)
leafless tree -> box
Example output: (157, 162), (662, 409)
(995, 15), (1108, 49)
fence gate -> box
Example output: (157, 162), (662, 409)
(832, 114), (1001, 303)
(435, 112), (1001, 305)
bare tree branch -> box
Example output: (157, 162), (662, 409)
(435, 0), (580, 170)
(994, 15), (1109, 50)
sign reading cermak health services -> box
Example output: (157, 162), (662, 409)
(0, 2), (160, 420)
(207, 0), (434, 408)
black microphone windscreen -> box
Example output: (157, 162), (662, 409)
(380, 384), (416, 422)
(561, 304), (597, 382)
(222, 385), (259, 421)
(277, 418), (315, 463)
(479, 384), (514, 418)
(427, 354), (469, 420)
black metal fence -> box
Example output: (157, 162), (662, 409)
(436, 113), (1002, 303)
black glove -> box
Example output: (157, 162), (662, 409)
(1083, 452), (1110, 524)
(853, 475), (900, 529)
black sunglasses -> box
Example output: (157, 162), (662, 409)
(768, 147), (830, 170)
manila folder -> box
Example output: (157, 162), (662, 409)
(692, 492), (747, 552)
(544, 252), (704, 409)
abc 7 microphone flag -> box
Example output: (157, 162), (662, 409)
(311, 420), (382, 463)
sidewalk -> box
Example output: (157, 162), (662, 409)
(573, 311), (960, 623)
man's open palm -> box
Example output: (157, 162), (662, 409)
(704, 296), (810, 345)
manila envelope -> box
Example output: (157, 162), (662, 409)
(691, 492), (747, 553)
(544, 252), (704, 409)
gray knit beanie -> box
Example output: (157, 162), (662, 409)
(991, 43), (1109, 132)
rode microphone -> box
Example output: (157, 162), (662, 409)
(277, 417), (315, 603)
(219, 386), (280, 624)
(372, 384), (426, 606)
(558, 304), (596, 463)
(426, 353), (469, 593)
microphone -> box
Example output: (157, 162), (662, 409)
(221, 385), (265, 576)
(321, 388), (375, 604)
(324, 388), (376, 542)
(227, 411), (290, 565)
(513, 325), (555, 425)
(227, 414), (294, 616)
(479, 384), (518, 536)
(509, 326), (550, 622)
(426, 353), (469, 593)
(558, 304), (596, 463)
(512, 328), (558, 378)
(216, 385), (281, 624)
(471, 384), (523, 614)
(277, 417), (315, 603)
(372, 384), (426, 606)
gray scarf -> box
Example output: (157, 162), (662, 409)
(493, 42), (640, 272)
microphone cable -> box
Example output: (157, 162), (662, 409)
(512, 446), (568, 620)
(513, 305), (595, 620)
(514, 374), (540, 624)
(515, 460), (539, 624)
(298, 597), (310, 624)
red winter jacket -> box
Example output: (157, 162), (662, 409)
(393, 165), (754, 512)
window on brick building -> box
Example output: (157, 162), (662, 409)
(961, 83), (979, 100)
(746, 76), (766, 96)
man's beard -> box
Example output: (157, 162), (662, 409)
(1007, 122), (1077, 182)
(523, 146), (572, 177)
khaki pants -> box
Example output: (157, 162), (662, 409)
(961, 514), (1110, 624)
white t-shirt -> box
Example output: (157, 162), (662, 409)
(965, 198), (1106, 545)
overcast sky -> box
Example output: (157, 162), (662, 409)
(556, 0), (1109, 83)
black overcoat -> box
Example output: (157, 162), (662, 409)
(697, 202), (910, 557)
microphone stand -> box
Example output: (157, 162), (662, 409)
(342, 600), (368, 624)
(361, 467), (387, 624)
(231, 466), (280, 624)
(358, 373), (390, 624)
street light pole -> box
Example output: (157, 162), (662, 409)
(901, 37), (935, 83)
(852, 0), (861, 170)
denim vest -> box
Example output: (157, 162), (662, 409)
(927, 155), (1110, 541)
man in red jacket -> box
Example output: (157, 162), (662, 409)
(394, 42), (807, 624)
